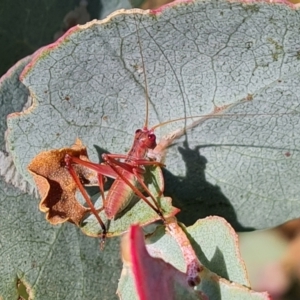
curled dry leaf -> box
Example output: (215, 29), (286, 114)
(27, 138), (98, 225)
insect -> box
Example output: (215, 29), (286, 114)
(64, 121), (169, 240)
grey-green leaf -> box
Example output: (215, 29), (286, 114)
(7, 0), (300, 231)
(0, 57), (122, 300)
(118, 217), (270, 299)
(0, 176), (122, 300)
(2, 0), (300, 298)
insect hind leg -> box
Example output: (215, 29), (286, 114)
(64, 154), (107, 243)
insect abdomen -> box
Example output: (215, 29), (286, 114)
(104, 169), (141, 219)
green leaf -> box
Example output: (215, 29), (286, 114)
(1, 0), (300, 298)
(0, 56), (35, 192)
(119, 224), (206, 300)
(6, 0), (300, 231)
(82, 195), (177, 237)
(0, 180), (122, 299)
(118, 218), (270, 299)
(0, 57), (122, 300)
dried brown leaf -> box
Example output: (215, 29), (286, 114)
(27, 139), (97, 225)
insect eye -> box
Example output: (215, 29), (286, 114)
(148, 134), (155, 141)
(135, 129), (142, 134)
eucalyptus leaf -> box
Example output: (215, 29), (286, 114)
(0, 180), (122, 299)
(118, 218), (270, 299)
(7, 0), (300, 230)
(1, 0), (300, 299)
(0, 56), (122, 300)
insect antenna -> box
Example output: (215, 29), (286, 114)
(132, 13), (151, 129)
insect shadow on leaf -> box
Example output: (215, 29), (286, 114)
(163, 139), (254, 232)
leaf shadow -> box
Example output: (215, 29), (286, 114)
(163, 140), (254, 232)
(184, 228), (229, 282)
(198, 247), (229, 284)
